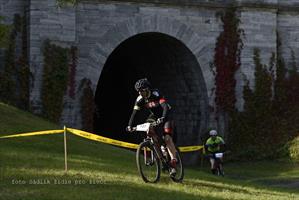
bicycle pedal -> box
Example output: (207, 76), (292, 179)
(169, 168), (177, 177)
(145, 160), (153, 166)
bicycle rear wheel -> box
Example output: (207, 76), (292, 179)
(217, 162), (224, 176)
(136, 141), (161, 183)
(170, 147), (184, 183)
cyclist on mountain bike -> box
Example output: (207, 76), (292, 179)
(127, 78), (178, 177)
(205, 130), (225, 175)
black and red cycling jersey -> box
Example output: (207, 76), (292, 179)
(128, 89), (172, 127)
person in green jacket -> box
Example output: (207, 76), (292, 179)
(205, 130), (225, 175)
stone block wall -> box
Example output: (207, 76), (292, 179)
(0, 0), (26, 24)
(28, 0), (76, 111)
(0, 0), (27, 69)
(278, 12), (299, 70)
(236, 7), (277, 108)
(279, 0), (299, 5)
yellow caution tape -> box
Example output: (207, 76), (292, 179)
(0, 130), (64, 139)
(67, 128), (139, 150)
(179, 145), (203, 152)
(67, 128), (203, 152)
(0, 128), (203, 153)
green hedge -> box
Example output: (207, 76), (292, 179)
(41, 40), (69, 122)
(228, 47), (299, 161)
(0, 16), (11, 48)
(289, 136), (299, 161)
(0, 14), (21, 105)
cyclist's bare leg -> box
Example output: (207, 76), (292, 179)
(163, 120), (177, 161)
(210, 158), (217, 174)
(164, 135), (177, 160)
(210, 158), (216, 169)
(165, 134), (178, 176)
(218, 157), (224, 173)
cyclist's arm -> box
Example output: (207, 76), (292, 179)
(220, 143), (226, 152)
(159, 98), (169, 119)
(217, 137), (226, 152)
(128, 96), (143, 127)
(204, 144), (209, 153)
(128, 104), (141, 126)
(128, 109), (137, 127)
(204, 140), (213, 154)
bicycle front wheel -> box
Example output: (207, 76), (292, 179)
(136, 141), (161, 183)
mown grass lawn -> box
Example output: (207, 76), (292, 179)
(0, 103), (298, 200)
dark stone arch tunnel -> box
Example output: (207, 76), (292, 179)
(94, 32), (209, 164)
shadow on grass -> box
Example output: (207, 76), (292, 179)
(0, 176), (225, 200)
(184, 177), (298, 198)
(256, 178), (299, 190)
(188, 161), (299, 194)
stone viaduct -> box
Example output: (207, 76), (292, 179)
(1, 0), (299, 163)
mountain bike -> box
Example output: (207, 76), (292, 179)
(214, 152), (225, 176)
(132, 121), (184, 183)
(207, 152), (224, 176)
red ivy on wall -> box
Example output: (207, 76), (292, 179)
(16, 14), (31, 110)
(214, 7), (243, 114)
(79, 78), (95, 132)
(68, 46), (77, 99)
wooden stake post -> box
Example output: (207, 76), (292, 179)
(64, 126), (68, 172)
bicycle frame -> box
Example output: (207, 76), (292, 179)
(133, 122), (168, 165)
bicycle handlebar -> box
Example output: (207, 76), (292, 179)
(131, 120), (162, 132)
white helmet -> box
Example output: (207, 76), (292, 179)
(209, 130), (217, 136)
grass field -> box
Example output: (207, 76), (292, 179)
(0, 102), (298, 200)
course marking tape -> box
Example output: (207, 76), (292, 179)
(67, 128), (139, 150)
(0, 128), (204, 152)
(0, 130), (64, 139)
(67, 128), (203, 152)
(179, 145), (203, 152)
